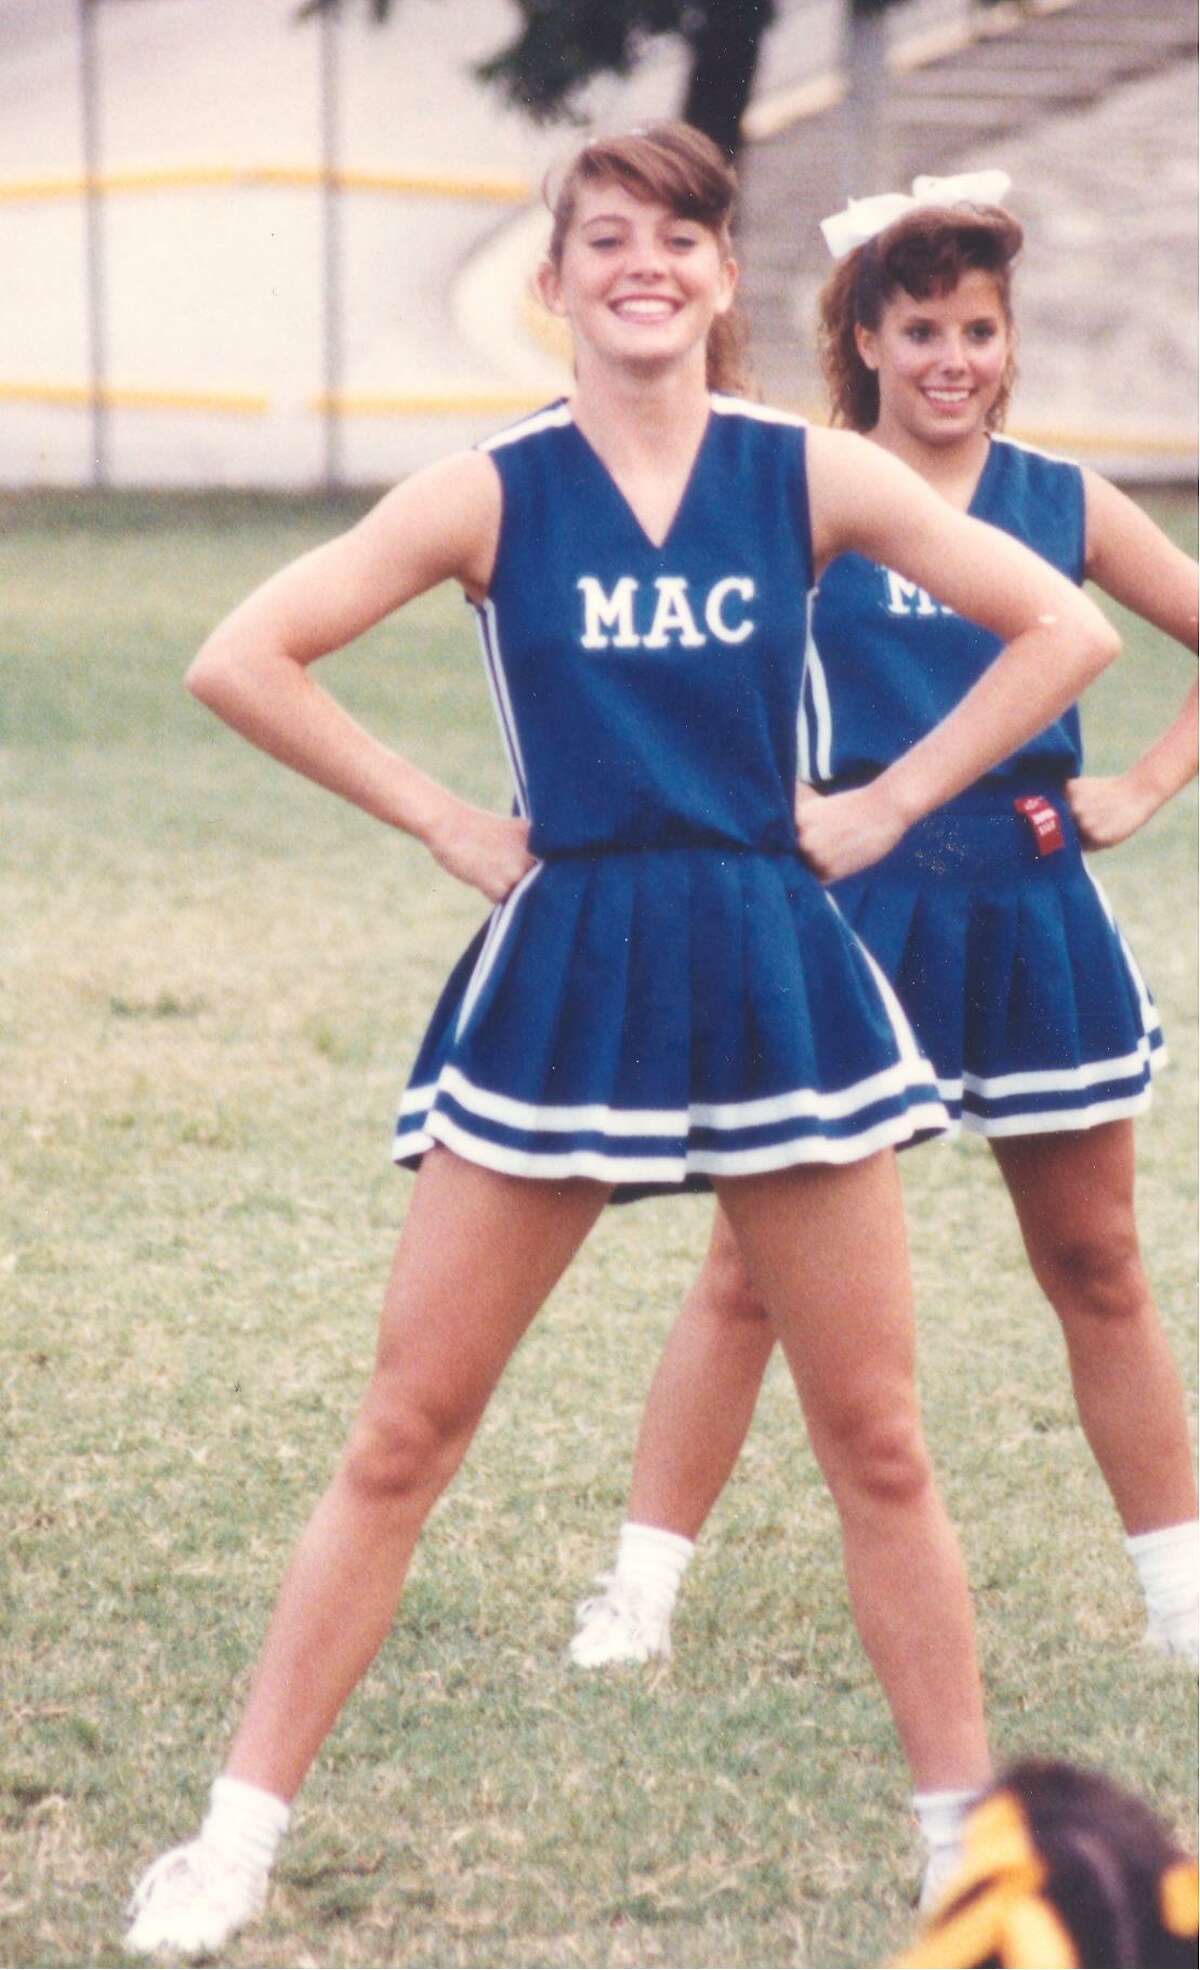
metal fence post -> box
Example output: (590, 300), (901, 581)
(78, 0), (108, 486)
(319, 4), (343, 493)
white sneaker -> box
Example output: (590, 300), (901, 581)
(918, 1843), (963, 1915)
(569, 1573), (671, 1667)
(1145, 1607), (1200, 1667)
(124, 1839), (268, 1959)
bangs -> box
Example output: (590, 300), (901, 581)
(546, 122), (737, 242)
(575, 133), (733, 230)
(876, 207), (1022, 305)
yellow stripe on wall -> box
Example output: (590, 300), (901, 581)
(309, 390), (547, 417)
(0, 380), (268, 414)
(0, 165), (530, 205)
(1, 378), (1191, 461)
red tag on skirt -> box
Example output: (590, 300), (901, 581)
(1013, 795), (1065, 856)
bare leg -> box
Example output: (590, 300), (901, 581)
(993, 1121), (1196, 1536)
(224, 1148), (610, 1800)
(716, 1155), (990, 1792)
(626, 1204), (775, 1537)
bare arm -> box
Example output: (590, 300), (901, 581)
(185, 450), (535, 902)
(798, 428), (1120, 880)
(1065, 470), (1198, 850)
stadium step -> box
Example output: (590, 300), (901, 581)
(738, 0), (1198, 412)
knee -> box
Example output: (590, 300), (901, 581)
(700, 1217), (770, 1328)
(818, 1401), (932, 1511)
(341, 1395), (469, 1509)
(1034, 1226), (1149, 1326)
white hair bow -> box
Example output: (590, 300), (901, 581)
(819, 170), (1012, 260)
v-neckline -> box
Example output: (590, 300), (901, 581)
(567, 402), (714, 553)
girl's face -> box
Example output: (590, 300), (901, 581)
(855, 268), (1010, 448)
(538, 178), (737, 379)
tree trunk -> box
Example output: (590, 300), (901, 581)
(681, 0), (774, 162)
(840, 1), (889, 198)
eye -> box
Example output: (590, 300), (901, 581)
(668, 231), (700, 251)
(586, 233), (622, 251)
(904, 322), (934, 343)
(967, 321), (999, 343)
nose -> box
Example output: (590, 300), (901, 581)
(624, 231), (669, 282)
(935, 330), (969, 373)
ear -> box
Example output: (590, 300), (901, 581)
(854, 322), (880, 372)
(714, 254), (740, 318)
(535, 259), (566, 318)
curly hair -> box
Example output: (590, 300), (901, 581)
(818, 204), (1023, 433)
(543, 122), (753, 398)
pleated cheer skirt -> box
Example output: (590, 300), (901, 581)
(394, 846), (947, 1199)
(829, 790), (1165, 1137)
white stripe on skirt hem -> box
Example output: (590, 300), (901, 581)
(394, 1098), (949, 1182)
(397, 1052), (939, 1139)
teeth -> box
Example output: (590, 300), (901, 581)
(614, 299), (676, 321)
(926, 389), (969, 404)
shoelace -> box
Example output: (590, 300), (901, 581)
(575, 1574), (654, 1639)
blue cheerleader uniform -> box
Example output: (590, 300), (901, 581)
(799, 434), (1164, 1137)
(394, 396), (946, 1198)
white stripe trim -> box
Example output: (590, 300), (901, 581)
(709, 393), (808, 430)
(1082, 862), (1160, 1039)
(960, 1087), (1156, 1137)
(454, 863), (544, 1041)
(434, 1062), (681, 1134)
(398, 1098), (946, 1183)
(801, 627), (834, 793)
(687, 1054), (937, 1125)
(405, 1051), (937, 1141)
(796, 585), (816, 785)
(987, 430), (1075, 471)
(960, 1033), (1161, 1100)
(474, 598), (531, 817)
(478, 400), (573, 452)
(827, 894), (925, 1070)
(685, 1101), (947, 1168)
(399, 1067), (1158, 1170)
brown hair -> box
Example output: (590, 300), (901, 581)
(899, 1760), (1199, 1970)
(1005, 1761), (1197, 1970)
(818, 204), (1023, 432)
(544, 121), (753, 397)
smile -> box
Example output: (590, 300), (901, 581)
(611, 296), (680, 322)
(923, 387), (972, 406)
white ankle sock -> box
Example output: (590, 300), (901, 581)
(1127, 1520), (1200, 1644)
(201, 1775), (290, 1879)
(912, 1785), (979, 1876)
(615, 1521), (695, 1623)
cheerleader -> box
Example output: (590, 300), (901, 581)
(123, 132), (1116, 1957)
(570, 182), (1198, 1710)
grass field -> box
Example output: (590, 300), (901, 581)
(1, 489), (1196, 1970)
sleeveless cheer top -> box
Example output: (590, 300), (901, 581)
(393, 397), (946, 1194)
(799, 435), (1085, 795)
(798, 436), (1163, 1135)
(477, 395), (812, 857)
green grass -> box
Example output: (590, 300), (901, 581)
(1, 489), (1195, 1969)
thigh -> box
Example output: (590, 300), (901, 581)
(367, 1147), (611, 1434)
(992, 1118), (1138, 1260)
(699, 1200), (773, 1323)
(714, 1154), (917, 1431)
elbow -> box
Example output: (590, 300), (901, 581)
(1059, 600), (1120, 688)
(185, 632), (243, 710)
(1087, 617), (1122, 682)
(185, 640), (220, 706)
